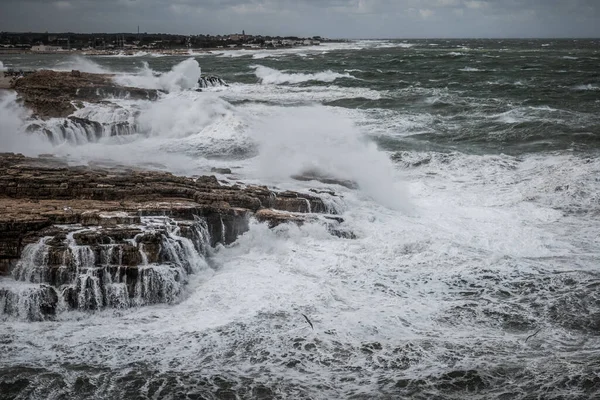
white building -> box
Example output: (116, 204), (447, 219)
(31, 45), (64, 52)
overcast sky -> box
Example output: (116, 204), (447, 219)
(1, 0), (599, 38)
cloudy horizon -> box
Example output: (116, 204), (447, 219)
(1, 0), (599, 39)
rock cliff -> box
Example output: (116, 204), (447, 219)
(10, 69), (161, 119)
(0, 153), (346, 320)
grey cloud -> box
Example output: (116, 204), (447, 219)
(0, 0), (598, 37)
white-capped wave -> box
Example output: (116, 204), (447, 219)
(99, 51), (159, 58)
(216, 82), (382, 104)
(252, 65), (354, 85)
(573, 84), (599, 91)
(459, 67), (483, 72)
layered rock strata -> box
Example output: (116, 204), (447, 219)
(10, 69), (161, 119)
(0, 153), (346, 320)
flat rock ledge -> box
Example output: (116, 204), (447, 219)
(0, 153), (345, 276)
(0, 153), (352, 320)
(10, 69), (161, 119)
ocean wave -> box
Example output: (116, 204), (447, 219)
(218, 82), (382, 104)
(3, 42), (600, 400)
(252, 65), (355, 85)
(459, 67), (484, 72)
(96, 51), (153, 58)
(374, 42), (414, 49)
(573, 84), (599, 91)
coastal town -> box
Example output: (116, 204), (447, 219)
(0, 31), (331, 55)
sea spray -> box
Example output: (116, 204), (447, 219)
(251, 105), (413, 212)
(137, 90), (243, 139)
(113, 58), (201, 91)
(0, 91), (50, 155)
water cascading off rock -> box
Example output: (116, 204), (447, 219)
(0, 217), (212, 321)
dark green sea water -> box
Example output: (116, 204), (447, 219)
(4, 38), (599, 155)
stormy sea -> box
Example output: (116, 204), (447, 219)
(1, 39), (599, 399)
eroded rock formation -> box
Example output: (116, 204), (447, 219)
(10, 70), (161, 119)
(0, 153), (347, 320)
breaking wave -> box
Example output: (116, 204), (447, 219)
(252, 65), (355, 85)
(573, 84), (599, 91)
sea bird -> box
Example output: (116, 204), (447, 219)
(301, 314), (314, 330)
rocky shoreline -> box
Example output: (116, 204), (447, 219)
(8, 69), (162, 119)
(0, 70), (351, 321)
(0, 153), (348, 320)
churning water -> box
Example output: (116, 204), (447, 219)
(0, 39), (599, 399)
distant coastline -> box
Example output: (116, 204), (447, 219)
(0, 46), (323, 56)
(0, 31), (345, 56)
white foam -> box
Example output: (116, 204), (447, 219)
(4, 148), (597, 398)
(252, 65), (354, 85)
(216, 82), (382, 104)
(459, 67), (483, 72)
(137, 91), (242, 139)
(249, 105), (412, 212)
(98, 51), (156, 58)
(573, 84), (599, 91)
(25, 90), (253, 174)
(0, 91), (51, 155)
(215, 40), (411, 59)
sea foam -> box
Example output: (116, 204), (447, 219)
(252, 65), (354, 85)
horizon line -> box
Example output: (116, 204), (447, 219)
(2, 31), (600, 40)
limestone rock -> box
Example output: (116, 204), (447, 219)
(0, 153), (341, 278)
(10, 70), (162, 119)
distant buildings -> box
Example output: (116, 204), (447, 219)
(0, 31), (330, 53)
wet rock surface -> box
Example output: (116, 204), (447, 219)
(10, 70), (161, 119)
(0, 153), (345, 320)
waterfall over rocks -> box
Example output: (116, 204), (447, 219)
(198, 76), (228, 88)
(28, 117), (139, 145)
(0, 217), (212, 321)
